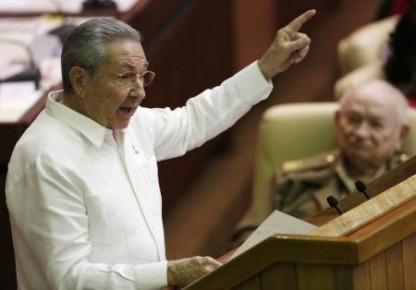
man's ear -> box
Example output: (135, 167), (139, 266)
(69, 66), (87, 98)
(397, 123), (410, 151)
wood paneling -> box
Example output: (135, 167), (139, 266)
(262, 263), (297, 290)
(369, 252), (387, 290)
(297, 264), (336, 289)
(385, 243), (404, 290)
(233, 274), (261, 290)
(335, 266), (354, 290)
(353, 263), (371, 290)
(402, 233), (416, 289)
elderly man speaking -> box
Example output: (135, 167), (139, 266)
(6, 10), (316, 290)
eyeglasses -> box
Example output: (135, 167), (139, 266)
(112, 71), (156, 87)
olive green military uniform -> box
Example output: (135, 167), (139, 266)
(273, 150), (406, 219)
(231, 149), (407, 247)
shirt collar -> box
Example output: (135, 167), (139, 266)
(334, 158), (358, 194)
(46, 90), (110, 148)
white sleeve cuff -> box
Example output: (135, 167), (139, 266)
(232, 61), (273, 105)
(134, 260), (168, 289)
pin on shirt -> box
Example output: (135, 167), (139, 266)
(132, 144), (139, 154)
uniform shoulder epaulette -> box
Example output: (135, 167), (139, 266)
(399, 152), (408, 163)
(281, 151), (340, 173)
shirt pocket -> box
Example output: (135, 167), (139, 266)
(84, 192), (116, 217)
(131, 154), (162, 217)
(84, 192), (118, 246)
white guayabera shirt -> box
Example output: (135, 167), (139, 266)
(6, 62), (272, 290)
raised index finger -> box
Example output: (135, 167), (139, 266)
(286, 9), (316, 32)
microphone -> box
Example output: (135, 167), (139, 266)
(355, 180), (371, 200)
(326, 195), (344, 215)
(0, 38), (41, 90)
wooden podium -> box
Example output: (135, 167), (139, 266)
(183, 155), (416, 290)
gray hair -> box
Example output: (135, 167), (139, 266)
(61, 18), (142, 92)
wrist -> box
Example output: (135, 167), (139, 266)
(257, 58), (272, 81)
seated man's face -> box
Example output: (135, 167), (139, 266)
(335, 88), (406, 173)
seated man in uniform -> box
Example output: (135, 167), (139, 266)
(232, 79), (410, 245)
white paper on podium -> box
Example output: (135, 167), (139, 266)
(229, 210), (317, 260)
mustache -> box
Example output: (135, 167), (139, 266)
(120, 99), (141, 108)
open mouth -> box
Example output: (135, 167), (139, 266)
(119, 107), (134, 114)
